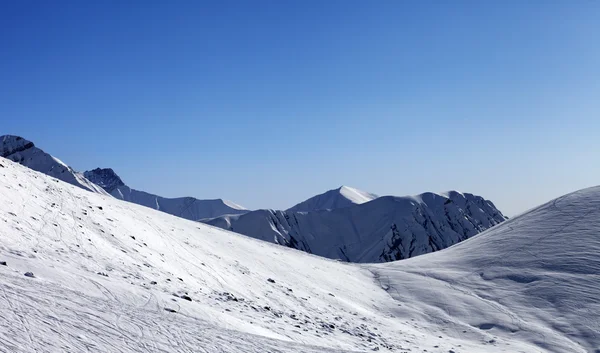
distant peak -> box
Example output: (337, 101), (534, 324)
(1, 135), (35, 157)
(336, 185), (378, 200)
(287, 185), (378, 212)
(337, 185), (361, 193)
(83, 168), (125, 193)
(221, 199), (247, 210)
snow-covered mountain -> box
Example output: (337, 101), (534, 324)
(0, 135), (107, 194)
(287, 185), (378, 212)
(204, 191), (506, 263)
(0, 135), (247, 221)
(84, 167), (248, 220)
(1, 154), (598, 352)
(370, 185), (600, 353)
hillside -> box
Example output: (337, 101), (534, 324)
(0, 156), (598, 352)
(371, 185), (600, 352)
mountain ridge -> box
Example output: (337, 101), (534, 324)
(1, 135), (108, 195)
(287, 185), (378, 212)
(83, 167), (248, 220)
(1, 151), (597, 352)
(204, 190), (506, 262)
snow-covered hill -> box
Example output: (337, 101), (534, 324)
(1, 157), (598, 352)
(84, 168), (248, 221)
(371, 185), (600, 353)
(287, 186), (378, 212)
(1, 135), (107, 195)
(204, 191), (506, 263)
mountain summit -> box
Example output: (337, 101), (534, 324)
(287, 185), (378, 212)
(205, 190), (506, 263)
(83, 168), (125, 193)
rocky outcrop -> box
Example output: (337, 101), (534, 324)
(83, 168), (125, 193)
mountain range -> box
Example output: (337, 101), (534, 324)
(204, 190), (505, 262)
(0, 151), (597, 352)
(1, 134), (505, 263)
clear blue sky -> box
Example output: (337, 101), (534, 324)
(1, 1), (599, 215)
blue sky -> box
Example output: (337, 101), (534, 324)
(1, 1), (599, 215)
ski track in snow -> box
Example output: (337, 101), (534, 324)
(1, 158), (599, 352)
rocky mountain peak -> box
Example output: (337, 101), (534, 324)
(83, 168), (126, 193)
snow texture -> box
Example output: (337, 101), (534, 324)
(204, 191), (506, 263)
(0, 157), (598, 352)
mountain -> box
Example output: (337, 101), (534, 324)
(371, 185), (600, 353)
(0, 135), (107, 194)
(204, 191), (506, 263)
(84, 167), (248, 220)
(2, 150), (598, 352)
(286, 185), (378, 212)
(1, 135), (246, 221)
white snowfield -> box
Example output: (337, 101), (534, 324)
(287, 186), (379, 213)
(0, 158), (598, 352)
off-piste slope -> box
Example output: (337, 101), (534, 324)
(287, 186), (378, 213)
(2, 156), (596, 352)
(0, 157), (464, 352)
(371, 185), (600, 353)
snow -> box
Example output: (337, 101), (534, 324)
(287, 186), (378, 213)
(1, 156), (598, 352)
(0, 158), (404, 352)
(371, 185), (600, 352)
(205, 191), (505, 262)
(1, 135), (108, 195)
(83, 167), (248, 220)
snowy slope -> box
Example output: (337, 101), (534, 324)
(1, 157), (598, 352)
(84, 167), (248, 220)
(1, 135), (107, 195)
(287, 186), (378, 212)
(204, 191), (506, 263)
(370, 185), (600, 352)
(0, 158), (404, 352)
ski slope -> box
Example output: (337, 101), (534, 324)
(0, 157), (598, 352)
